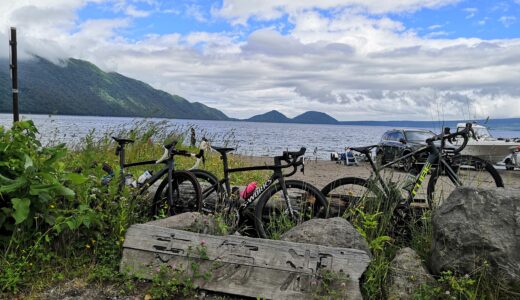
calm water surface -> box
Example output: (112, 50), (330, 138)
(1, 114), (518, 160)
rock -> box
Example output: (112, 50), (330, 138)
(430, 187), (520, 286)
(387, 247), (434, 300)
(146, 212), (220, 235)
(280, 217), (371, 256)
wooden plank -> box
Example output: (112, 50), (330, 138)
(121, 224), (371, 299)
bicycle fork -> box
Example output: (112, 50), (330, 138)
(278, 175), (297, 220)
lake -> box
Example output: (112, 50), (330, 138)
(1, 114), (518, 160)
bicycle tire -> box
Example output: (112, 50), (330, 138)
(321, 177), (381, 217)
(151, 170), (202, 217)
(190, 169), (224, 213)
(255, 180), (329, 239)
(191, 169), (244, 233)
(427, 155), (504, 209)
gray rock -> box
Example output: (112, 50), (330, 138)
(431, 187), (520, 286)
(146, 212), (220, 235)
(280, 217), (371, 256)
(387, 247), (434, 300)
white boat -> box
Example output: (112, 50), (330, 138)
(452, 123), (520, 164)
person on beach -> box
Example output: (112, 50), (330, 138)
(190, 127), (196, 147)
(346, 147), (358, 166)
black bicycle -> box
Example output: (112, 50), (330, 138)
(190, 146), (328, 238)
(111, 137), (203, 217)
(321, 123), (504, 213)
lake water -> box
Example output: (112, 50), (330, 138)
(1, 114), (518, 160)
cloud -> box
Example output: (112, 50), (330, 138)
(125, 4), (151, 17)
(1, 0), (520, 121)
(463, 7), (477, 19)
(499, 16), (516, 27)
(428, 24), (443, 30)
(185, 4), (208, 22)
(213, 0), (461, 25)
(478, 17), (489, 26)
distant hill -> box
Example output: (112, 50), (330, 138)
(0, 57), (229, 120)
(247, 110), (291, 123)
(292, 111), (339, 124)
(246, 110), (520, 131)
(246, 110), (339, 125)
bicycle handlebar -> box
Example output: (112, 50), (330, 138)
(282, 147), (306, 160)
(425, 122), (474, 154)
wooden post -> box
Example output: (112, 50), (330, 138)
(9, 27), (19, 122)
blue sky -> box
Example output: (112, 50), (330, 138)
(76, 0), (520, 41)
(1, 0), (520, 120)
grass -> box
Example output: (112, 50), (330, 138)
(1, 119), (518, 299)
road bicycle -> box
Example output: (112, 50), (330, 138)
(111, 137), (203, 217)
(321, 123), (504, 214)
(190, 146), (328, 238)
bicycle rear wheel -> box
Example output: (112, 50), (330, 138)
(191, 169), (243, 234)
(254, 180), (329, 239)
(321, 177), (381, 218)
(427, 155), (503, 209)
(190, 169), (224, 213)
(151, 170), (202, 218)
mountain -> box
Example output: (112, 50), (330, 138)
(247, 110), (291, 123)
(246, 110), (339, 125)
(246, 110), (520, 131)
(292, 111), (339, 124)
(0, 57), (228, 120)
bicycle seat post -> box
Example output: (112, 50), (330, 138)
(117, 143), (126, 192)
(220, 152), (232, 195)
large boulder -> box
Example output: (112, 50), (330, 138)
(430, 187), (520, 286)
(146, 212), (220, 235)
(280, 217), (371, 256)
(387, 248), (434, 300)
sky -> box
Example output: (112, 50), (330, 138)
(1, 0), (520, 121)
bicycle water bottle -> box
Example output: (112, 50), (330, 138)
(137, 170), (153, 185)
(240, 182), (257, 200)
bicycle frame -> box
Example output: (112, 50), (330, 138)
(116, 144), (177, 203)
(204, 154), (298, 217)
(364, 142), (462, 203)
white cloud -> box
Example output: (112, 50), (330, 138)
(463, 7), (477, 19)
(213, 0), (461, 25)
(1, 0), (520, 121)
(428, 24), (443, 30)
(499, 16), (516, 27)
(125, 4), (151, 17)
(478, 17), (489, 26)
(185, 4), (207, 22)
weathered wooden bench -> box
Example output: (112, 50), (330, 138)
(121, 224), (370, 299)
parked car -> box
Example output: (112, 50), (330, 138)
(376, 129), (436, 171)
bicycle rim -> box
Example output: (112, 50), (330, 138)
(151, 171), (202, 218)
(427, 155), (503, 209)
(255, 180), (328, 239)
(321, 177), (380, 218)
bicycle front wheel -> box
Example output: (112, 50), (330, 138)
(255, 180), (329, 239)
(427, 155), (503, 209)
(190, 169), (223, 213)
(151, 170), (202, 218)
(321, 177), (381, 218)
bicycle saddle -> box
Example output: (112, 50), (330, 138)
(211, 146), (235, 154)
(350, 145), (377, 154)
(112, 136), (135, 145)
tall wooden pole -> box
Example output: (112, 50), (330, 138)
(9, 27), (19, 122)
